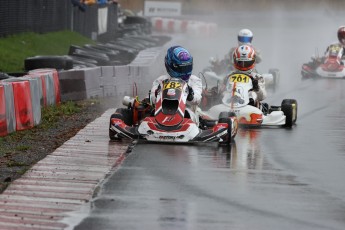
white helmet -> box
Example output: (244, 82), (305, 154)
(238, 29), (253, 45)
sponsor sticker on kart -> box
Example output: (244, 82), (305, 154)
(159, 136), (177, 140)
(167, 89), (176, 96)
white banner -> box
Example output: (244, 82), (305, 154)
(144, 1), (181, 17)
(98, 7), (108, 35)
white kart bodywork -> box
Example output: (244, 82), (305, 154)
(202, 103), (286, 126)
(315, 66), (345, 78)
(312, 44), (345, 79)
(138, 121), (203, 143)
(201, 73), (286, 126)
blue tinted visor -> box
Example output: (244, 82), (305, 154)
(238, 36), (252, 44)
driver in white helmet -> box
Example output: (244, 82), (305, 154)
(210, 29), (262, 75)
(228, 28), (262, 65)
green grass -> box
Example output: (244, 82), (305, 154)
(6, 161), (28, 167)
(15, 145), (31, 151)
(0, 30), (94, 72)
(40, 101), (82, 129)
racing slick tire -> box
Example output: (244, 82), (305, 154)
(109, 108), (133, 140)
(109, 113), (122, 140)
(25, 55), (74, 71)
(218, 112), (236, 145)
(115, 108), (133, 126)
(282, 99), (298, 123)
(281, 99), (298, 127)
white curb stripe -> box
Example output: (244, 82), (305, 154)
(0, 109), (131, 229)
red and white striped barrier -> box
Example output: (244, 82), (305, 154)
(12, 80), (34, 131)
(29, 68), (61, 106)
(151, 17), (218, 36)
(0, 85), (6, 136)
(0, 68), (61, 136)
(0, 82), (16, 136)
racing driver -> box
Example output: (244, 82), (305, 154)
(210, 28), (262, 74)
(222, 45), (267, 108)
(324, 26), (345, 59)
(150, 46), (202, 124)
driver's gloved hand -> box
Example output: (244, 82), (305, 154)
(252, 78), (259, 91)
(249, 98), (255, 106)
(187, 85), (194, 101)
(154, 85), (161, 97)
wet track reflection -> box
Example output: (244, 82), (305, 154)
(74, 126), (345, 230)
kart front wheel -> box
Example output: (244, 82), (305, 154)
(281, 99), (298, 127)
(218, 112), (236, 145)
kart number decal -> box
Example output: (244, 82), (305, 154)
(229, 74), (249, 83)
(329, 44), (341, 53)
(163, 82), (182, 90)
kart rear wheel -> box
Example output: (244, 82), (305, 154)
(109, 113), (123, 140)
(282, 99), (298, 124)
(218, 112), (235, 145)
(115, 108), (133, 126)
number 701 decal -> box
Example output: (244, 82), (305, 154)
(229, 74), (250, 83)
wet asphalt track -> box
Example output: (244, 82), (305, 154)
(73, 6), (345, 230)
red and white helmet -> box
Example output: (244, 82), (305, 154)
(337, 26), (345, 46)
(233, 45), (256, 71)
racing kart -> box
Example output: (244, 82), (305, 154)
(109, 78), (238, 145)
(198, 73), (297, 128)
(301, 43), (345, 80)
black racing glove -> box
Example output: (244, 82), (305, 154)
(187, 85), (194, 101)
(252, 78), (259, 91)
(154, 85), (161, 97)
